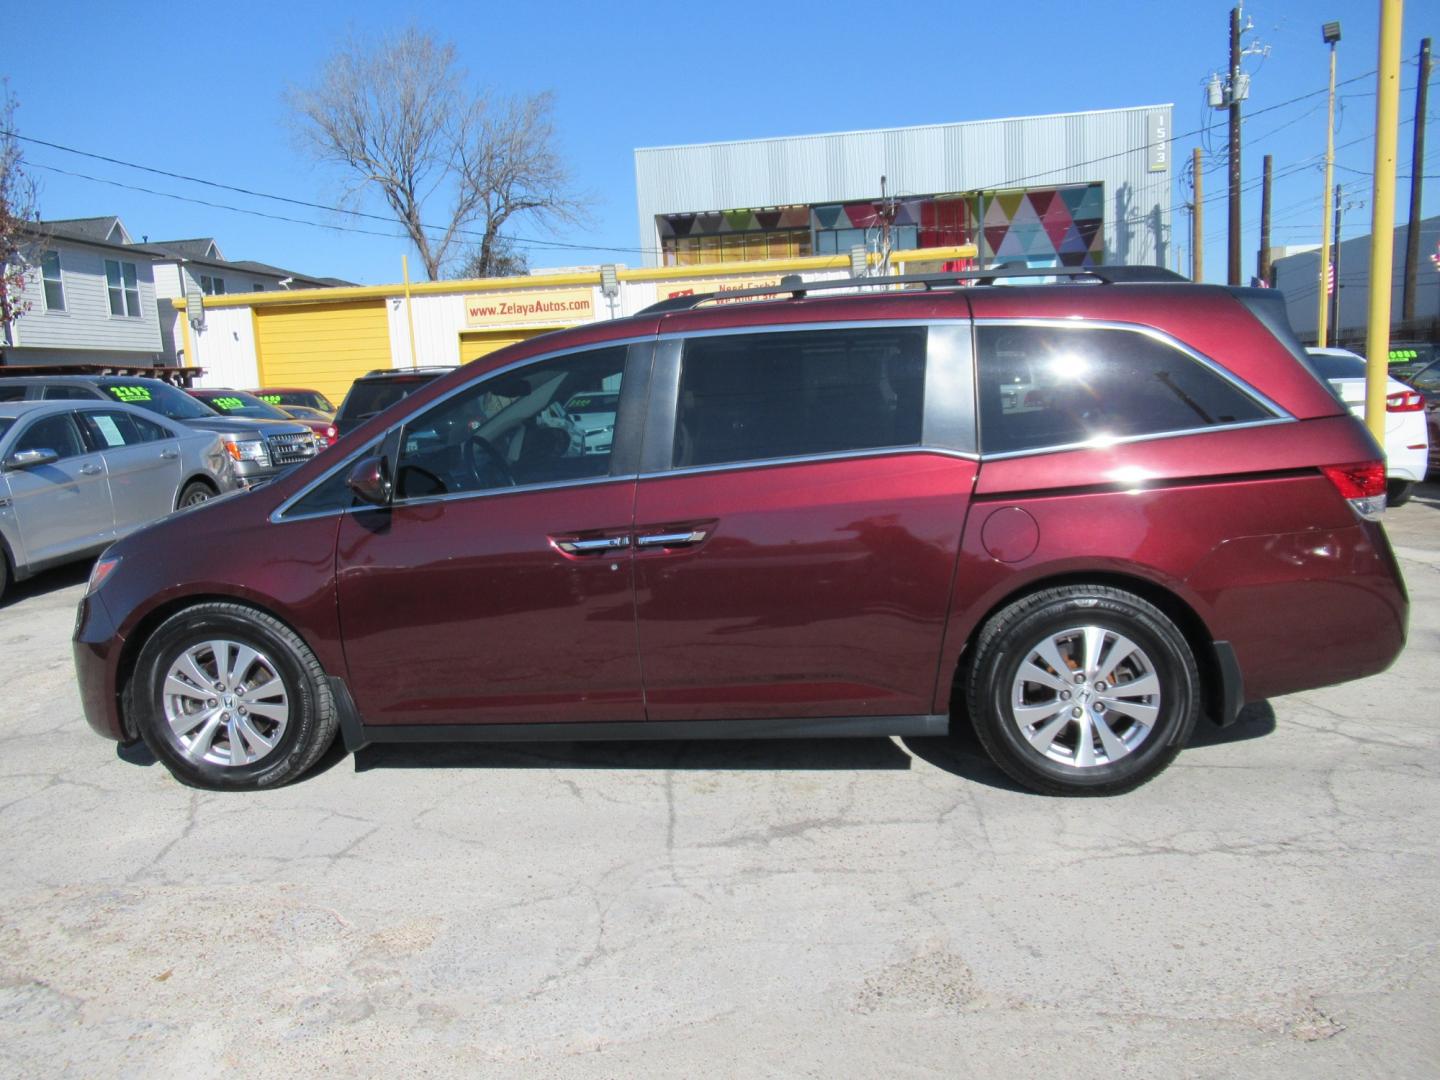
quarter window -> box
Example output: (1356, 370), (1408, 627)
(395, 345), (628, 500)
(673, 326), (926, 468)
(975, 325), (1273, 455)
(105, 260), (142, 317)
(41, 251), (65, 311)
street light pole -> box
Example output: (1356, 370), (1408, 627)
(1317, 21), (1341, 347)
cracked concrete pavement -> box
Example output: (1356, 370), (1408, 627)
(1, 484), (1437, 1078)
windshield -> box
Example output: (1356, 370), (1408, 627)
(1307, 352), (1367, 380)
(102, 381), (217, 420)
(257, 390), (334, 411)
(338, 377), (436, 426)
(199, 391), (290, 420)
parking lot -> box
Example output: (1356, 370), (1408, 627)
(0, 487), (1435, 1078)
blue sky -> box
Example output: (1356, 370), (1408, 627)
(4, 0), (1436, 285)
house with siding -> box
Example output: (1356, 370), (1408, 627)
(2, 216), (348, 368)
(2, 217), (165, 367)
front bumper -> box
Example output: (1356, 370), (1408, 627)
(73, 589), (127, 742)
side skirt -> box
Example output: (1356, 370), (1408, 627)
(324, 687), (949, 753)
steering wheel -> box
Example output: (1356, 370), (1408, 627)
(462, 433), (516, 488)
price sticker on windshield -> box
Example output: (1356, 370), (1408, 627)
(109, 386), (152, 403)
(213, 396), (245, 411)
(259, 394), (282, 404)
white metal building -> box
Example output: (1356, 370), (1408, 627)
(635, 104), (1174, 271)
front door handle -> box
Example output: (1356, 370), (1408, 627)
(636, 529), (708, 548)
(554, 536), (630, 554)
(160, 449), (180, 460)
(78, 464), (104, 476)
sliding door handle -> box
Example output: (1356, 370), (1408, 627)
(554, 536), (630, 554)
(636, 529), (708, 548)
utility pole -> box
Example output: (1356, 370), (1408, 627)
(1192, 147), (1205, 281)
(1227, 5), (1243, 285)
(1402, 36), (1431, 323)
(1258, 153), (1273, 284)
(1363, 0), (1403, 444)
(1330, 184), (1345, 342)
(1318, 21), (1342, 347)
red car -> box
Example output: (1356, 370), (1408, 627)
(249, 387), (336, 414)
(75, 268), (1408, 796)
(188, 388), (338, 447)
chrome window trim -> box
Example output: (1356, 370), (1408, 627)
(639, 445), (979, 483)
(972, 317), (1294, 421)
(657, 316), (970, 343)
(384, 471), (638, 512)
(270, 334), (654, 525)
(978, 415), (1296, 462)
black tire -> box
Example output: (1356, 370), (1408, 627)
(131, 602), (338, 790)
(1386, 480), (1413, 508)
(964, 585), (1200, 796)
(0, 548), (8, 605)
(177, 479), (216, 510)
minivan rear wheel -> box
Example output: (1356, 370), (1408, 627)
(965, 585), (1200, 796)
(132, 603), (338, 790)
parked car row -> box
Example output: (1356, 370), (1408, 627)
(0, 400), (236, 601)
(1387, 351), (1440, 478)
(0, 375), (327, 601)
(1306, 347), (1431, 506)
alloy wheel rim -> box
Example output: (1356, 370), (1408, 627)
(1009, 624), (1161, 769)
(162, 639), (289, 767)
(183, 490), (211, 506)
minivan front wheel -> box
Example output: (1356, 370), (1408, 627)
(132, 603), (338, 790)
(966, 585), (1200, 796)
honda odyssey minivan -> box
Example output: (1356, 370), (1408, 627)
(74, 269), (1409, 796)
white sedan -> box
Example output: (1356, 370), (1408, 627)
(1307, 348), (1429, 506)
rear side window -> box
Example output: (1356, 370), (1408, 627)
(673, 326), (926, 468)
(976, 325), (1273, 455)
(0, 385), (29, 402)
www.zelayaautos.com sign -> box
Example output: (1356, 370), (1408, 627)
(463, 287), (596, 327)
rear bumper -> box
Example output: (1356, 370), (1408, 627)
(1188, 519), (1409, 702)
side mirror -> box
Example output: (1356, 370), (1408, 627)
(346, 454), (393, 507)
(4, 448), (60, 470)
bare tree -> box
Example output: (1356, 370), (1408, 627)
(456, 234), (528, 280)
(1, 79), (41, 347)
(287, 29), (585, 280)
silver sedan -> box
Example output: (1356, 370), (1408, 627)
(0, 400), (237, 600)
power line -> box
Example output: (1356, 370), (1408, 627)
(6, 129), (660, 256)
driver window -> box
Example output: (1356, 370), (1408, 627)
(15, 413), (88, 460)
(396, 345), (628, 500)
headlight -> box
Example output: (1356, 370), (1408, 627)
(222, 438), (270, 465)
(88, 555), (122, 595)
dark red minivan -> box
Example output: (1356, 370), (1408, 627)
(73, 269), (1408, 795)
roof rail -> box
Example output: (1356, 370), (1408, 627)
(638, 265), (1191, 315)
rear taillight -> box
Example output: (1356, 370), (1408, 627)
(1321, 461), (1387, 520)
(325, 425), (338, 444)
(1386, 390), (1425, 412)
